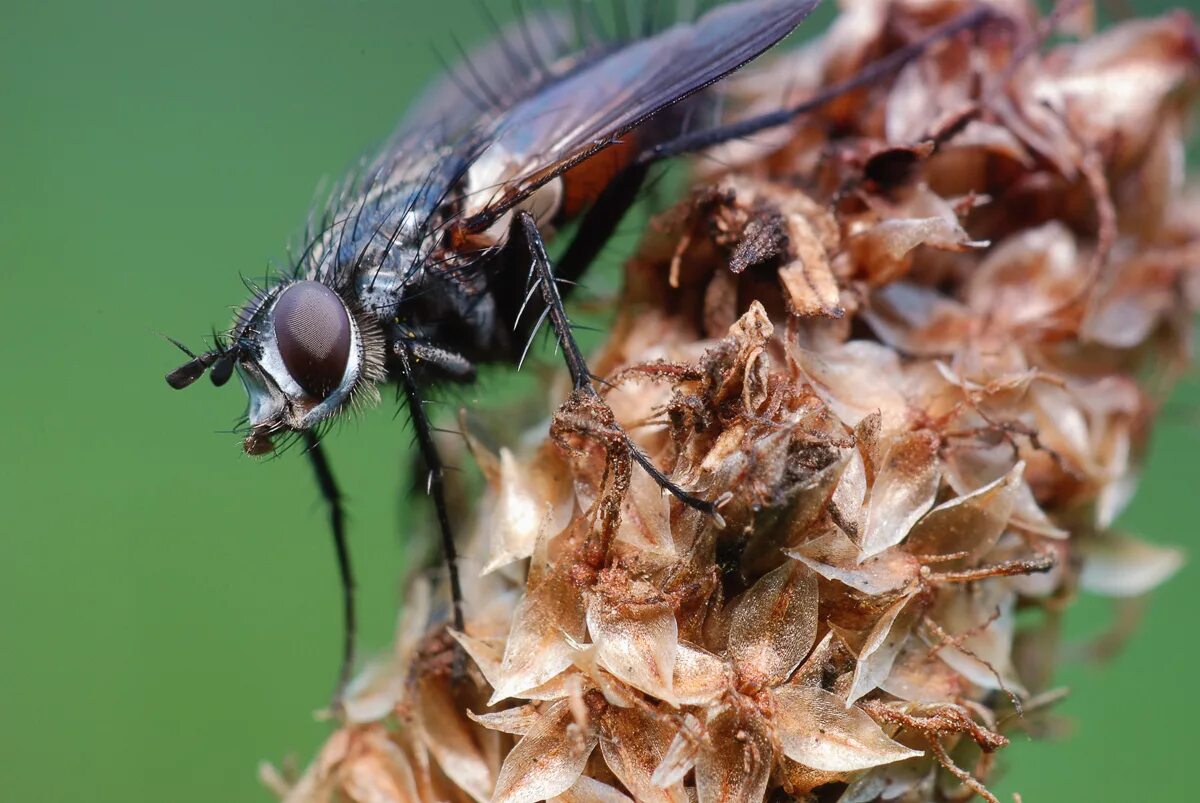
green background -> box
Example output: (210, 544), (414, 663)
(2, 1), (1197, 800)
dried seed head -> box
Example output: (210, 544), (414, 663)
(269, 3), (1200, 802)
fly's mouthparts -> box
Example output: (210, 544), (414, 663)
(243, 425), (279, 456)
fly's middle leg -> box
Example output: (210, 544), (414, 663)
(513, 210), (727, 526)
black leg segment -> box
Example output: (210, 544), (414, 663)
(515, 211), (594, 391)
(514, 210), (726, 524)
(302, 431), (356, 701)
(397, 344), (468, 635)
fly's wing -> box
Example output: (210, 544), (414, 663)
(461, 0), (822, 230)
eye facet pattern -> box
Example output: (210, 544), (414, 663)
(273, 281), (352, 399)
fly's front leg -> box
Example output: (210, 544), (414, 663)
(301, 431), (356, 706)
(513, 210), (726, 525)
(396, 344), (467, 636)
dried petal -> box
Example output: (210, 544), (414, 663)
(599, 706), (688, 803)
(490, 568), (586, 704)
(906, 461), (1024, 563)
(790, 631), (843, 690)
(787, 528), (918, 595)
(452, 631), (505, 693)
(412, 675), (492, 802)
(880, 643), (969, 704)
(778, 211), (842, 317)
(862, 283), (973, 358)
(616, 466), (675, 558)
(696, 701), (773, 803)
(729, 561), (819, 688)
(1079, 533), (1184, 597)
(287, 727), (424, 803)
(341, 579), (434, 726)
(845, 592), (921, 705)
(829, 448), (868, 540)
(797, 342), (910, 432)
(340, 741), (420, 803)
(652, 713), (703, 789)
(467, 704), (542, 737)
(847, 213), (987, 286)
(931, 583), (1027, 696)
(859, 431), (942, 558)
(673, 641), (728, 706)
(563, 638), (642, 708)
(837, 760), (935, 803)
(944, 443), (1068, 539)
(776, 759), (854, 797)
(1028, 381), (1093, 474)
(552, 776), (635, 803)
(587, 577), (678, 701)
(279, 729), (351, 803)
(1053, 13), (1200, 166)
(483, 449), (556, 573)
(773, 687), (924, 772)
(493, 701), (598, 803)
(965, 223), (1084, 329)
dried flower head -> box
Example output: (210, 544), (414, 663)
(267, 2), (1199, 801)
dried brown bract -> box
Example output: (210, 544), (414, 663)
(269, 2), (1199, 801)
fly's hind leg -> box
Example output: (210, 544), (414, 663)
(636, 6), (996, 166)
(513, 210), (727, 526)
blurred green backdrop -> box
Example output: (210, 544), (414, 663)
(1, 1), (1198, 801)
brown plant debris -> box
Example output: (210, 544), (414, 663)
(268, 2), (1199, 801)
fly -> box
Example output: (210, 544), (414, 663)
(165, 0), (991, 699)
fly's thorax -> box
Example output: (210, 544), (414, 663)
(334, 202), (450, 336)
(306, 190), (435, 290)
(298, 192), (439, 334)
(233, 279), (385, 454)
(354, 252), (421, 327)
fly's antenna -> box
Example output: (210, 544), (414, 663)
(164, 334), (238, 390)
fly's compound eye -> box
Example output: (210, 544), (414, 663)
(272, 281), (352, 399)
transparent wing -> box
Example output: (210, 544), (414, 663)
(461, 0), (821, 228)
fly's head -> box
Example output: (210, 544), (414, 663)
(166, 279), (385, 454)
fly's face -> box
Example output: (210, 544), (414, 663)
(167, 279), (385, 454)
(236, 281), (365, 453)
(238, 280), (389, 454)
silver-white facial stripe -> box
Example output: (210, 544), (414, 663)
(239, 360), (284, 431)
